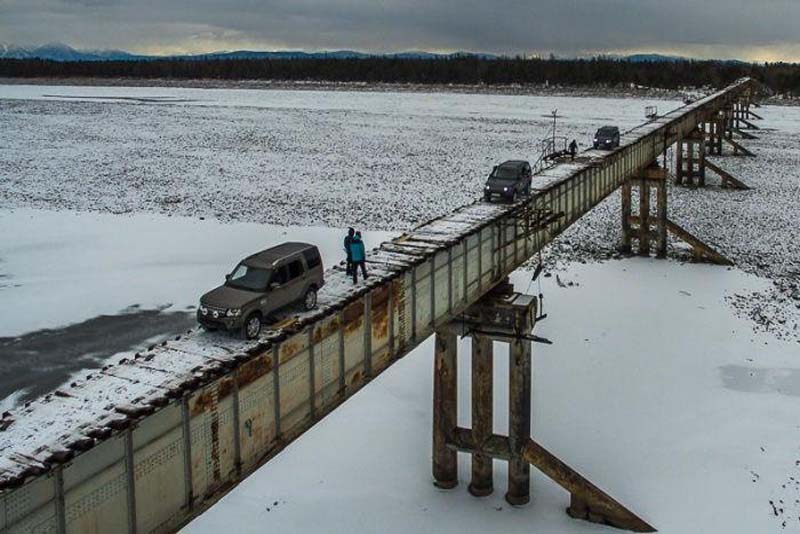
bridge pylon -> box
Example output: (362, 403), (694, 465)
(703, 111), (725, 156)
(674, 128), (706, 187)
(621, 163), (668, 258)
(620, 163), (734, 264)
(432, 282), (656, 532)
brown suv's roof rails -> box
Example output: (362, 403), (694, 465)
(243, 242), (315, 268)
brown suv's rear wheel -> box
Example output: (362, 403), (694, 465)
(304, 287), (318, 311)
(243, 313), (262, 340)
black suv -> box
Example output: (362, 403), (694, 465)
(198, 242), (325, 339)
(483, 160), (532, 202)
(593, 126), (621, 150)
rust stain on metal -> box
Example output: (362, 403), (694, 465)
(279, 336), (305, 365)
(391, 277), (408, 348)
(371, 298), (389, 341)
(350, 370), (362, 387)
(313, 316), (341, 344)
(236, 353), (273, 389)
(272, 317), (299, 330)
(371, 285), (390, 307)
(209, 409), (222, 485)
(343, 300), (364, 334)
(217, 375), (235, 400)
(191, 388), (216, 417)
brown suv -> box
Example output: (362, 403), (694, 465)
(198, 242), (324, 339)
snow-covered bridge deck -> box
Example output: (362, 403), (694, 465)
(0, 78), (757, 534)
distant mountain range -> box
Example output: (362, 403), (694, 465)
(0, 43), (142, 61)
(0, 43), (502, 62)
(0, 43), (740, 64)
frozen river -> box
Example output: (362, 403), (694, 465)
(0, 82), (799, 532)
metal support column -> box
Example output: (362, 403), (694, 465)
(506, 333), (532, 505)
(468, 335), (493, 497)
(676, 130), (705, 187)
(638, 177), (650, 256)
(124, 429), (137, 534)
(54, 467), (66, 534)
(272, 345), (282, 439)
(655, 173), (667, 258)
(232, 373), (242, 475)
(181, 396), (194, 511)
(432, 331), (458, 489)
(363, 293), (372, 377)
(620, 179), (632, 253)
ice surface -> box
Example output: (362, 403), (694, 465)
(0, 208), (398, 337)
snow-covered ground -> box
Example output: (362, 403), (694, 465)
(0, 83), (668, 230)
(182, 259), (800, 534)
(0, 83), (798, 532)
(1, 84), (797, 342)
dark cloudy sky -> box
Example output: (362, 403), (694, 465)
(1, 0), (799, 61)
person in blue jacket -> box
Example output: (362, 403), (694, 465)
(344, 227), (355, 276)
(349, 231), (368, 284)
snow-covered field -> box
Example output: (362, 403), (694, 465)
(0, 84), (797, 342)
(1, 83), (799, 533)
(0, 84), (667, 230)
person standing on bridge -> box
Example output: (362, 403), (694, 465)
(569, 139), (578, 160)
(349, 231), (368, 284)
(344, 227), (355, 276)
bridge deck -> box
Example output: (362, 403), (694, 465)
(0, 78), (755, 534)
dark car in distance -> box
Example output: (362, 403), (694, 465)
(198, 242), (324, 339)
(483, 160), (532, 202)
(593, 126), (621, 150)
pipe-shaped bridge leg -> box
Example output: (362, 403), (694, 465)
(506, 336), (531, 505)
(638, 177), (651, 257)
(620, 179), (632, 253)
(656, 173), (667, 258)
(433, 331), (458, 489)
(469, 335), (494, 497)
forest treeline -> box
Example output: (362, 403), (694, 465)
(1, 56), (799, 95)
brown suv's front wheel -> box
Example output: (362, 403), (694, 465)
(243, 312), (262, 339)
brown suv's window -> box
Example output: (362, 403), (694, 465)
(303, 249), (322, 269)
(272, 265), (289, 285)
(288, 260), (304, 280)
